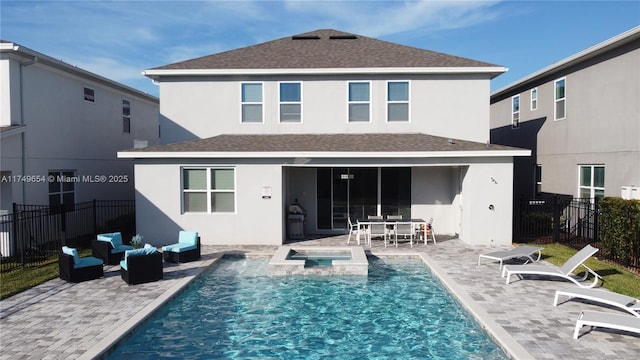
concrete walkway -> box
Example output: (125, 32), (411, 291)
(1, 236), (639, 359)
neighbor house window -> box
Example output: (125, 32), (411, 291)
(387, 81), (409, 122)
(279, 82), (301, 123)
(348, 82), (370, 122)
(182, 168), (235, 213)
(554, 78), (566, 120)
(241, 83), (263, 123)
(122, 99), (131, 133)
(530, 88), (538, 111)
(579, 165), (604, 200)
(84, 87), (95, 103)
(512, 95), (520, 128)
(48, 170), (76, 210)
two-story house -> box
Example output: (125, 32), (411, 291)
(0, 41), (160, 214)
(119, 29), (529, 247)
(490, 26), (640, 202)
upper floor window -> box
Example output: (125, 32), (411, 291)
(387, 81), (409, 122)
(279, 82), (301, 123)
(511, 95), (520, 128)
(554, 78), (566, 120)
(48, 170), (75, 211)
(182, 167), (235, 213)
(348, 82), (370, 122)
(530, 88), (538, 111)
(241, 83), (263, 123)
(84, 87), (95, 103)
(579, 165), (604, 200)
(122, 99), (131, 133)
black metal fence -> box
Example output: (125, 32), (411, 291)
(0, 200), (135, 273)
(515, 193), (639, 273)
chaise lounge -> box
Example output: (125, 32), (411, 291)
(574, 310), (640, 339)
(92, 232), (134, 265)
(478, 245), (543, 269)
(162, 231), (200, 263)
(502, 244), (602, 288)
(120, 244), (163, 285)
(59, 246), (104, 283)
(554, 287), (640, 317)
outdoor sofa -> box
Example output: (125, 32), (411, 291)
(162, 231), (201, 263)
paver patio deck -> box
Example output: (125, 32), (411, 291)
(1, 236), (638, 359)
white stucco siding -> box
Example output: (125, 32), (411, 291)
(411, 166), (457, 235)
(134, 162), (284, 246)
(158, 74), (491, 143)
(458, 159), (514, 246)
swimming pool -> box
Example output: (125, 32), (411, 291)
(108, 256), (507, 359)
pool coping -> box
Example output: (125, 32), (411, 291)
(269, 245), (368, 276)
(85, 249), (532, 360)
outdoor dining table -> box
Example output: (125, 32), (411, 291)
(355, 218), (429, 246)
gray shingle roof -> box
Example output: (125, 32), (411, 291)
(151, 29), (500, 71)
(124, 133), (520, 153)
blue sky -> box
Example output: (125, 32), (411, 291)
(1, 1), (638, 98)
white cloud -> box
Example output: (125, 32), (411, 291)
(71, 56), (147, 84)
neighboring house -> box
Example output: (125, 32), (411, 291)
(119, 29), (529, 247)
(490, 26), (640, 202)
(0, 41), (160, 214)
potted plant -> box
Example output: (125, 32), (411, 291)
(131, 234), (144, 249)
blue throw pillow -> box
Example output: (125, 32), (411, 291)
(124, 248), (146, 261)
(62, 246), (80, 264)
(143, 244), (157, 255)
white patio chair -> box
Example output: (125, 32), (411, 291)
(368, 222), (388, 247)
(393, 221), (414, 248)
(574, 310), (640, 339)
(346, 217), (359, 245)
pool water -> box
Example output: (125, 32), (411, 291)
(108, 257), (506, 359)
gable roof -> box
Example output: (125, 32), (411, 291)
(491, 25), (640, 101)
(145, 29), (506, 79)
(119, 133), (528, 159)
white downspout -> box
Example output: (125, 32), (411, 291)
(19, 55), (38, 203)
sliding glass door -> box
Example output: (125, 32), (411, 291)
(317, 167), (410, 230)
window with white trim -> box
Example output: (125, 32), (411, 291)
(387, 81), (409, 122)
(535, 164), (542, 194)
(348, 82), (370, 122)
(554, 78), (566, 120)
(241, 83), (263, 123)
(84, 87), (95, 103)
(512, 95), (520, 128)
(279, 82), (301, 122)
(182, 168), (235, 213)
(48, 170), (76, 210)
(579, 165), (604, 200)
(530, 88), (538, 111)
(122, 99), (131, 133)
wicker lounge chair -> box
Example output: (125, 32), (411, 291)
(120, 245), (163, 285)
(59, 246), (104, 283)
(478, 245), (543, 269)
(574, 310), (640, 339)
(162, 231), (201, 263)
(502, 244), (601, 288)
(92, 232), (133, 265)
(554, 287), (640, 317)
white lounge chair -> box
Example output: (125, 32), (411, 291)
(502, 244), (602, 288)
(574, 310), (640, 339)
(554, 287), (640, 317)
(477, 245), (543, 269)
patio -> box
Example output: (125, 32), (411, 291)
(1, 236), (638, 359)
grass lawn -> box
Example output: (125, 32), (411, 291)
(0, 248), (93, 300)
(535, 242), (640, 298)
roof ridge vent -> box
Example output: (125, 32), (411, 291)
(329, 35), (357, 40)
(292, 35), (321, 40)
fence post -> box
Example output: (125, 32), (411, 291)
(92, 199), (98, 237)
(594, 197), (600, 243)
(13, 202), (24, 265)
(553, 194), (561, 243)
